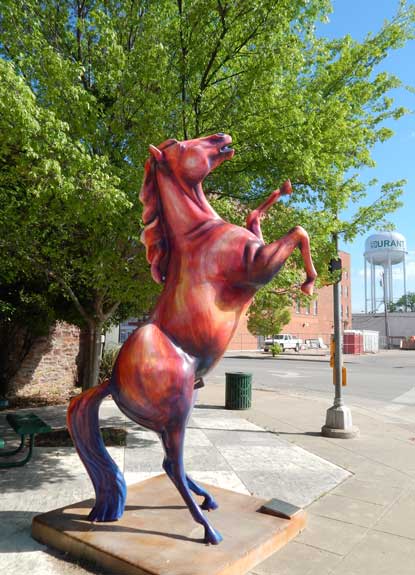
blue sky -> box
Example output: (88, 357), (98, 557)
(317, 0), (415, 312)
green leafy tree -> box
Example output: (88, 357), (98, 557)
(389, 292), (415, 312)
(247, 286), (292, 339)
(0, 58), (157, 390)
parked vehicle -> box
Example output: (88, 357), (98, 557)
(304, 337), (328, 350)
(263, 334), (302, 352)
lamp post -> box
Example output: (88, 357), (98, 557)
(321, 233), (359, 439)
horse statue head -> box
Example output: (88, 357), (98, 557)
(139, 134), (235, 284)
(148, 133), (234, 185)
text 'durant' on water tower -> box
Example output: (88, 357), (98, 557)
(364, 231), (407, 313)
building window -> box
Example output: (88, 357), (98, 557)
(340, 285), (343, 296)
(345, 286), (348, 297)
(341, 305), (343, 318)
(306, 303), (310, 315)
(313, 300), (318, 315)
(296, 300), (301, 314)
(346, 305), (349, 317)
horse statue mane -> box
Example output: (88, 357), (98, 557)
(139, 138), (178, 284)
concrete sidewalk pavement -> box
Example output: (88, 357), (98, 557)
(201, 382), (415, 575)
(223, 348), (388, 363)
(1, 380), (415, 575)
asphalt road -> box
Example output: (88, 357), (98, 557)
(205, 350), (415, 411)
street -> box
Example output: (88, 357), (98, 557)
(206, 350), (415, 421)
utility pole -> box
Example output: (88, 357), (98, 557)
(321, 233), (359, 439)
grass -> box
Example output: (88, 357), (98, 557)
(34, 427), (127, 447)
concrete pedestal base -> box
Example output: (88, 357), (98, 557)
(322, 404), (359, 439)
(32, 474), (306, 575)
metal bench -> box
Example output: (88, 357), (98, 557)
(0, 413), (52, 468)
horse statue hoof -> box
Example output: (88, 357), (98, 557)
(201, 497), (219, 511)
(204, 526), (223, 545)
(301, 279), (315, 296)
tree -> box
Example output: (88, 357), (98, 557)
(1, 0), (414, 389)
(247, 287), (292, 339)
(0, 58), (157, 390)
(389, 292), (415, 312)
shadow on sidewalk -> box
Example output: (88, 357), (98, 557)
(273, 430), (322, 437)
(194, 404), (225, 410)
(0, 448), (82, 493)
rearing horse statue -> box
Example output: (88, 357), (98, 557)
(68, 133), (317, 545)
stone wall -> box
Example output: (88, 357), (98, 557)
(9, 322), (80, 397)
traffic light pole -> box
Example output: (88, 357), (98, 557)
(321, 235), (359, 439)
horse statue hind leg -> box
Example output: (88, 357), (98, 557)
(112, 324), (222, 544)
(68, 322), (222, 544)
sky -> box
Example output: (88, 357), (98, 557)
(317, 0), (415, 312)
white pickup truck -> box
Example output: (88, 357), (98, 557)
(263, 334), (302, 352)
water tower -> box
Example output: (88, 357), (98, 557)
(364, 232), (407, 313)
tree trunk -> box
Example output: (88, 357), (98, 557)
(78, 321), (103, 390)
(0, 321), (37, 396)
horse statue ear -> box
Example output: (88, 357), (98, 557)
(149, 144), (164, 163)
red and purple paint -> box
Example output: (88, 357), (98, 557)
(67, 133), (317, 545)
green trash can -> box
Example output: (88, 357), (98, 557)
(225, 372), (252, 410)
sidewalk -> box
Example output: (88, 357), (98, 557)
(1, 380), (415, 575)
(224, 348), (404, 364)
(224, 349), (330, 361)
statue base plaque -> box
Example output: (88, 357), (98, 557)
(32, 474), (306, 575)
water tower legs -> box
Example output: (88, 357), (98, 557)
(370, 260), (376, 312)
(403, 255), (408, 311)
(388, 254), (393, 304)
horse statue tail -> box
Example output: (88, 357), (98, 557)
(67, 378), (127, 521)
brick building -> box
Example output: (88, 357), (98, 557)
(9, 322), (81, 402)
(227, 251), (352, 350)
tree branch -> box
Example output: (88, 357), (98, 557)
(177, 0), (189, 139)
(47, 269), (91, 325)
(103, 301), (120, 321)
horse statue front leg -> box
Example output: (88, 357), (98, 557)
(246, 179), (292, 242)
(246, 181), (317, 294)
(246, 225), (317, 294)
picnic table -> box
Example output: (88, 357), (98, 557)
(0, 412), (51, 468)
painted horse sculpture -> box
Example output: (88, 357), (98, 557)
(68, 133), (317, 545)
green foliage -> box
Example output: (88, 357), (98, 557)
(270, 343), (282, 357)
(247, 281), (292, 337)
(389, 292), (415, 312)
(99, 346), (121, 384)
(0, 284), (55, 338)
(0, 58), (156, 327)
